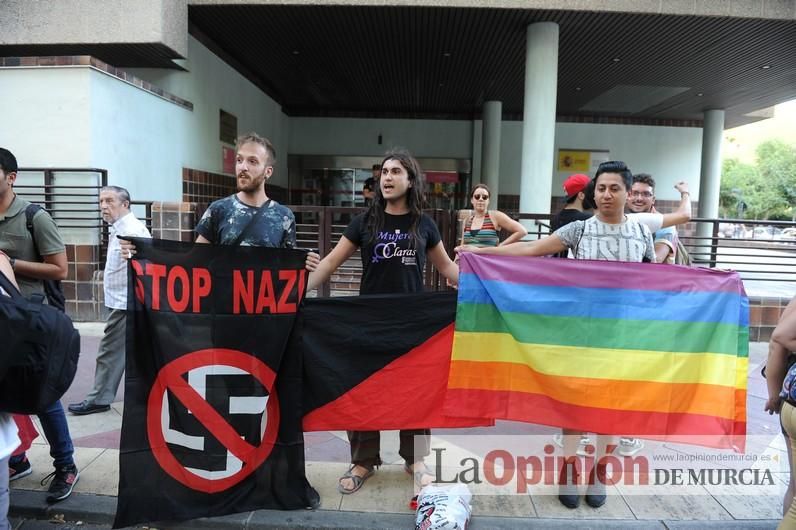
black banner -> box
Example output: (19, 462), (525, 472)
(301, 291), (492, 431)
(114, 239), (318, 528)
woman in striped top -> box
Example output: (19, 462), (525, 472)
(461, 184), (527, 248)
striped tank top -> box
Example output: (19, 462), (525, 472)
(463, 212), (500, 247)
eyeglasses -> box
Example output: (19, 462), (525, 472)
(473, 194), (489, 200)
(630, 191), (653, 198)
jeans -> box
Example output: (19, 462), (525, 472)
(9, 401), (74, 469)
(0, 455), (9, 530)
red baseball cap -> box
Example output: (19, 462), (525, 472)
(563, 174), (590, 198)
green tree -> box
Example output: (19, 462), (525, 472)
(755, 139), (796, 220)
(720, 139), (796, 220)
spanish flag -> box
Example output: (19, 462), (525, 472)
(446, 254), (748, 450)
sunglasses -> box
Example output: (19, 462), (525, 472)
(473, 194), (489, 200)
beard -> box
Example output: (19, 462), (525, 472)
(237, 170), (266, 193)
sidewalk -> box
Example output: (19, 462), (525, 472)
(9, 323), (783, 529)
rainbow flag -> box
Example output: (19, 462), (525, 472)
(445, 254), (748, 450)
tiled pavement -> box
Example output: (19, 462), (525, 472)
(9, 323), (783, 528)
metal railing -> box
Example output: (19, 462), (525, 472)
(293, 206), (456, 296)
(15, 168), (108, 232)
(12, 170), (793, 297)
(509, 213), (796, 290)
(14, 168), (154, 261)
(291, 208), (796, 296)
(682, 218), (796, 284)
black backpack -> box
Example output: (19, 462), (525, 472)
(24, 204), (66, 312)
(0, 270), (80, 414)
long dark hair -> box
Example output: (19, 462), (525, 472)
(366, 148), (426, 246)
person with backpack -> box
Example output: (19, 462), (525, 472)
(0, 148), (79, 503)
(0, 251), (20, 529)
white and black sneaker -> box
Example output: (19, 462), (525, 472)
(42, 464), (79, 503)
(9, 457), (32, 482)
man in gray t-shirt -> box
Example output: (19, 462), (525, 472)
(554, 215), (655, 262)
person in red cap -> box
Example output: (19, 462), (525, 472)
(551, 174), (595, 233)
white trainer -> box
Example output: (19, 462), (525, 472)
(619, 437), (644, 457)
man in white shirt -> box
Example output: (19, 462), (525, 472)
(627, 174), (680, 264)
(626, 180), (691, 235)
(68, 186), (151, 415)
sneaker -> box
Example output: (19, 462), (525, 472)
(576, 436), (593, 457)
(41, 464), (79, 503)
(552, 434), (592, 456)
(9, 457), (32, 482)
(619, 438), (644, 457)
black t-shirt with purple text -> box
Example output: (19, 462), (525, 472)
(343, 212), (442, 295)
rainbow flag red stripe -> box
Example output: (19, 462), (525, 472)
(445, 254), (748, 450)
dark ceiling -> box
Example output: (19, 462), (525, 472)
(2, 5), (790, 128)
(187, 4), (796, 128)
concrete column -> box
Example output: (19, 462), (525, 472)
(481, 101), (502, 200)
(520, 22), (558, 235)
(471, 118), (482, 184)
(697, 109), (725, 242)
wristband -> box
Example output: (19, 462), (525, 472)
(9, 257), (16, 270)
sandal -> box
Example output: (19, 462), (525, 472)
(337, 464), (374, 494)
(404, 462), (435, 489)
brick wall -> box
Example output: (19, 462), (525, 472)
(749, 297), (788, 342)
(182, 167), (289, 206)
(182, 168), (236, 204)
(63, 243), (105, 321)
(151, 201), (200, 243)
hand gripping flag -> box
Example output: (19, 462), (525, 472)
(114, 239), (318, 528)
(445, 254), (748, 451)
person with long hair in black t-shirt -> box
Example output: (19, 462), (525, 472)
(307, 148), (459, 495)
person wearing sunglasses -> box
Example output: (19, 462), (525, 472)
(460, 184), (527, 248)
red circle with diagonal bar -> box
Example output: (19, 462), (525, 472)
(146, 348), (280, 493)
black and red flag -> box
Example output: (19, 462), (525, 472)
(301, 291), (491, 431)
(114, 238), (318, 528)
